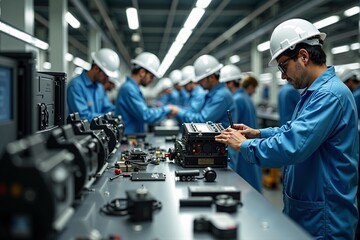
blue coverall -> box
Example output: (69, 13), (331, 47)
(240, 67), (358, 239)
(176, 83), (236, 128)
(115, 76), (170, 134)
(278, 82), (301, 125)
(230, 88), (262, 193)
(67, 70), (114, 122)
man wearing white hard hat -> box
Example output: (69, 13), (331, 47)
(171, 55), (236, 127)
(215, 19), (358, 239)
(67, 48), (120, 121)
(153, 77), (174, 106)
(177, 65), (206, 113)
(339, 68), (360, 119)
(169, 69), (189, 107)
(115, 52), (177, 134)
(220, 65), (262, 193)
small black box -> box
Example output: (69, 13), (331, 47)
(126, 189), (156, 221)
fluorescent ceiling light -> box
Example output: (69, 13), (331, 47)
(158, 53), (176, 77)
(257, 41), (270, 52)
(73, 57), (91, 70)
(313, 16), (339, 29)
(168, 42), (184, 57)
(65, 53), (74, 62)
(43, 62), (51, 70)
(135, 47), (143, 54)
(184, 8), (205, 30)
(344, 6), (360, 17)
(176, 28), (193, 44)
(331, 45), (350, 54)
(126, 8), (139, 30)
(196, 0), (212, 9)
(0, 21), (49, 50)
(131, 33), (141, 42)
(65, 12), (80, 29)
(350, 43), (360, 50)
(335, 62), (360, 71)
(229, 55), (240, 64)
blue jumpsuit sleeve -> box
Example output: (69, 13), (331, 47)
(123, 87), (170, 123)
(67, 83), (94, 121)
(177, 93), (227, 123)
(101, 91), (115, 113)
(240, 90), (343, 168)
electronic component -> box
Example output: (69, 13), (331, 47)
(130, 172), (166, 181)
(169, 122), (228, 168)
(227, 110), (234, 128)
(215, 195), (239, 213)
(193, 213), (238, 239)
(0, 134), (75, 239)
(179, 196), (213, 207)
(188, 186), (241, 201)
(126, 188), (157, 221)
(203, 167), (217, 182)
(175, 169), (200, 181)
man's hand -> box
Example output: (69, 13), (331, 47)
(214, 127), (247, 151)
(233, 123), (260, 139)
(167, 104), (179, 118)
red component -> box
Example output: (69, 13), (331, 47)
(0, 183), (6, 196)
(115, 168), (122, 175)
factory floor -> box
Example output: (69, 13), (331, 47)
(263, 184), (283, 211)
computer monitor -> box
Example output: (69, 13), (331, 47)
(0, 55), (17, 155)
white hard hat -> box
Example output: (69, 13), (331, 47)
(91, 48), (120, 78)
(269, 18), (326, 66)
(193, 54), (223, 82)
(220, 65), (242, 83)
(131, 52), (161, 78)
(179, 66), (195, 86)
(339, 69), (357, 82)
(157, 77), (173, 92)
(108, 77), (120, 88)
(169, 69), (182, 84)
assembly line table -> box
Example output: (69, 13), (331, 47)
(57, 135), (313, 240)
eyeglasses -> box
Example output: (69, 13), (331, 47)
(277, 53), (298, 74)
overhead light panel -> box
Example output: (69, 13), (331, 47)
(0, 21), (49, 50)
(43, 62), (51, 70)
(176, 28), (193, 44)
(184, 8), (205, 30)
(126, 8), (139, 30)
(313, 16), (339, 29)
(196, 0), (212, 9)
(344, 6), (360, 17)
(131, 33), (141, 42)
(65, 12), (80, 29)
(257, 41), (270, 52)
(65, 53), (74, 62)
(350, 43), (360, 50)
(73, 57), (91, 70)
(229, 55), (240, 64)
(331, 45), (350, 54)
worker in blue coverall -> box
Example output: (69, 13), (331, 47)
(177, 65), (206, 113)
(215, 18), (358, 239)
(114, 52), (177, 134)
(168, 69), (182, 106)
(67, 48), (120, 122)
(278, 82), (300, 125)
(339, 68), (360, 119)
(220, 65), (262, 193)
(171, 55), (236, 128)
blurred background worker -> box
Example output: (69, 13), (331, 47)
(168, 69), (182, 106)
(115, 52), (177, 134)
(277, 82), (301, 125)
(67, 48), (120, 122)
(178, 65), (206, 113)
(153, 77), (176, 106)
(339, 68), (360, 118)
(220, 65), (262, 192)
(103, 77), (120, 104)
(171, 54), (236, 127)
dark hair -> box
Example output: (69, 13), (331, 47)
(242, 75), (258, 89)
(278, 38), (326, 66)
(131, 64), (142, 75)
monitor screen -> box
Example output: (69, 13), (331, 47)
(0, 66), (12, 122)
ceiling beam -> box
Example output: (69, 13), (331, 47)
(213, 0), (329, 60)
(94, 0), (132, 63)
(158, 0), (179, 59)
